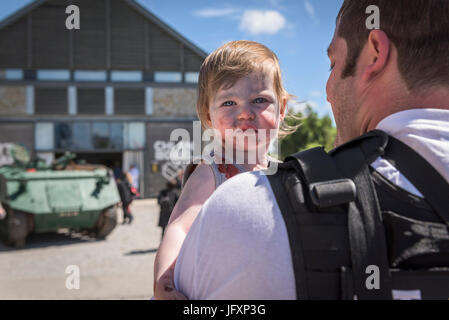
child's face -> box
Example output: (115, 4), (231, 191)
(207, 70), (286, 152)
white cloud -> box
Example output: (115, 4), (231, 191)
(288, 100), (311, 114)
(288, 99), (333, 115)
(309, 90), (323, 98)
(193, 8), (237, 17)
(304, 100), (319, 110)
(267, 0), (285, 9)
(304, 0), (315, 18)
(239, 10), (286, 35)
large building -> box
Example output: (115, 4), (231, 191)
(0, 0), (207, 197)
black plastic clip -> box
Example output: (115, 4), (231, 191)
(309, 178), (356, 208)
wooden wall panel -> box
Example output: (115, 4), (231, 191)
(35, 87), (67, 114)
(73, 0), (107, 69)
(0, 0), (204, 72)
(184, 47), (203, 71)
(32, 0), (71, 68)
(110, 0), (145, 70)
(114, 88), (144, 114)
(0, 16), (28, 68)
(149, 24), (180, 71)
(0, 123), (34, 154)
(77, 88), (105, 114)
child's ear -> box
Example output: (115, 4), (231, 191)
(279, 97), (287, 122)
(206, 112), (212, 127)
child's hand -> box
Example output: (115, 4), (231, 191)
(154, 260), (187, 300)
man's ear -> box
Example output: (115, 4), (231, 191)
(362, 30), (391, 82)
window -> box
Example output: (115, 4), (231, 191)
(74, 70), (107, 81)
(110, 123), (124, 150)
(110, 71), (142, 82)
(92, 122), (109, 149)
(35, 122), (54, 151)
(72, 123), (93, 150)
(124, 122), (145, 149)
(4, 69), (24, 80)
(185, 72), (199, 83)
(55, 122), (72, 149)
(37, 70), (70, 81)
(47, 122), (144, 151)
(154, 72), (182, 83)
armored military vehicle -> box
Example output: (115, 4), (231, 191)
(0, 143), (121, 248)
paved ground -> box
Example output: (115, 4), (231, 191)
(0, 199), (162, 300)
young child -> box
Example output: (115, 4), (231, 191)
(153, 40), (294, 299)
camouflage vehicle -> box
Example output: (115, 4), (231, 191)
(0, 143), (121, 248)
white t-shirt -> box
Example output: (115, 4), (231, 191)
(174, 108), (449, 300)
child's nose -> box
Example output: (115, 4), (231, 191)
(236, 104), (255, 121)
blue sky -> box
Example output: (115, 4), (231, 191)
(0, 0), (344, 120)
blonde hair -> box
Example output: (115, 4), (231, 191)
(196, 40), (297, 137)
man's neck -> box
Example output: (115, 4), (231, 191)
(362, 85), (449, 134)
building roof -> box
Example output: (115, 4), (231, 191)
(0, 0), (208, 59)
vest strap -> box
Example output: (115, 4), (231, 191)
(383, 136), (449, 226)
(333, 137), (393, 299)
(268, 168), (309, 300)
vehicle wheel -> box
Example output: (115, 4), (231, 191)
(3, 210), (29, 248)
(93, 206), (118, 239)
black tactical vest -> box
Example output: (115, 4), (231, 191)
(267, 130), (449, 300)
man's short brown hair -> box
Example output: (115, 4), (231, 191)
(337, 0), (449, 90)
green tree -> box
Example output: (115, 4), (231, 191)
(280, 105), (336, 159)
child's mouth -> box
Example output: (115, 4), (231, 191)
(237, 126), (258, 132)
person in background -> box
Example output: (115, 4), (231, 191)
(157, 179), (181, 241)
(116, 172), (134, 224)
(112, 161), (122, 180)
(0, 203), (6, 220)
(128, 164), (140, 195)
(175, 168), (184, 189)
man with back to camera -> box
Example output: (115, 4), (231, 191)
(173, 0), (449, 299)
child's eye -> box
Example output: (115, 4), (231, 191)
(222, 101), (236, 106)
(253, 97), (267, 104)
